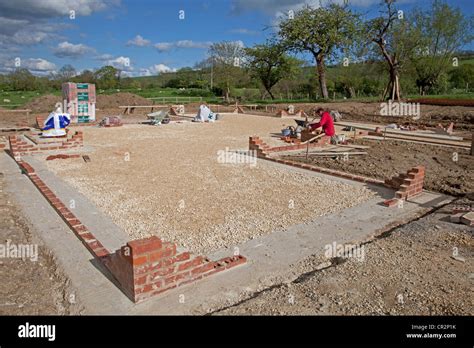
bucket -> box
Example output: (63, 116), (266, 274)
(281, 128), (292, 136)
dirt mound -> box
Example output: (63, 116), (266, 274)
(23, 94), (61, 113)
(23, 92), (153, 113)
(96, 93), (152, 109)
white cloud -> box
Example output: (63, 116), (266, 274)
(54, 41), (95, 58)
(25, 58), (57, 71)
(154, 40), (212, 52)
(0, 0), (116, 53)
(0, 0), (115, 19)
(140, 63), (176, 76)
(154, 42), (175, 52)
(104, 56), (133, 72)
(1, 57), (57, 75)
(231, 0), (393, 16)
(127, 34), (151, 47)
(176, 40), (212, 49)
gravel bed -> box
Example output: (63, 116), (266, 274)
(45, 115), (375, 255)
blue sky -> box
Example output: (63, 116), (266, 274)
(0, 0), (472, 76)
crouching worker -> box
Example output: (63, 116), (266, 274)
(307, 107), (336, 144)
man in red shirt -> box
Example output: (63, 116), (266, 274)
(308, 107), (336, 137)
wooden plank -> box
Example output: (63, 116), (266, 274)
(0, 109), (31, 113)
(0, 127), (31, 133)
(335, 121), (464, 141)
(291, 151), (367, 157)
(363, 135), (470, 149)
(337, 144), (371, 149)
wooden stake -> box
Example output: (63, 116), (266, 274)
(471, 131), (474, 156)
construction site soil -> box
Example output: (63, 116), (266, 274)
(285, 139), (474, 197)
(0, 174), (82, 314)
(217, 199), (474, 315)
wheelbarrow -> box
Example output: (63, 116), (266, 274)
(147, 110), (170, 125)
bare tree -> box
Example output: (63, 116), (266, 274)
(367, 0), (422, 101)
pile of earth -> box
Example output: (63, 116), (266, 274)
(96, 93), (152, 109)
(23, 94), (61, 113)
(22, 92), (154, 113)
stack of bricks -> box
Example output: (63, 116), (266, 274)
(104, 236), (246, 303)
(383, 166), (425, 207)
(62, 82), (96, 123)
(12, 156), (247, 303)
(8, 132), (83, 157)
(100, 116), (123, 127)
(450, 205), (474, 226)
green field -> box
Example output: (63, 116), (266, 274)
(1, 88), (472, 110)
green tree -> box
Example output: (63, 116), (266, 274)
(366, 0), (422, 100)
(278, 3), (360, 99)
(449, 63), (474, 90)
(8, 68), (36, 91)
(57, 64), (76, 82)
(410, 0), (474, 95)
(245, 41), (302, 99)
(94, 65), (119, 89)
(75, 69), (95, 84)
(208, 41), (245, 102)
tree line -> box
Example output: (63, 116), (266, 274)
(0, 0), (472, 102)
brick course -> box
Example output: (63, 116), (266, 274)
(12, 156), (246, 303)
(249, 136), (425, 206)
(9, 132), (84, 157)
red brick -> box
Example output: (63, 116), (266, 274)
(164, 271), (190, 286)
(73, 224), (88, 234)
(383, 199), (399, 207)
(202, 265), (226, 277)
(134, 275), (147, 286)
(149, 265), (175, 279)
(177, 256), (204, 272)
(127, 236), (163, 255)
(149, 245), (177, 262)
(191, 261), (216, 275)
(132, 255), (148, 266)
(80, 232), (95, 241)
(67, 218), (82, 227)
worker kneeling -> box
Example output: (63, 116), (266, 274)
(307, 107), (336, 144)
(193, 103), (218, 122)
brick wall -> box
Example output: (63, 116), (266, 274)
(13, 157), (247, 303)
(249, 137), (427, 204)
(8, 131), (83, 157)
(104, 236), (246, 303)
(383, 166), (425, 207)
